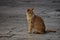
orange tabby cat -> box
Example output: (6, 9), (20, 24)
(26, 8), (56, 34)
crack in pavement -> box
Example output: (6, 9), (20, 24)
(0, 34), (15, 38)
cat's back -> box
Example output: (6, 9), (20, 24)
(34, 15), (44, 23)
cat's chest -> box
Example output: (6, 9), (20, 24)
(27, 15), (32, 20)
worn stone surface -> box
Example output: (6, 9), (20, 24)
(0, 6), (60, 40)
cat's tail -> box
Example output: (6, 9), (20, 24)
(46, 29), (56, 33)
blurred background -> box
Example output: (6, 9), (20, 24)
(0, 0), (60, 6)
(0, 0), (60, 16)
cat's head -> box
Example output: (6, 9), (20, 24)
(27, 8), (34, 14)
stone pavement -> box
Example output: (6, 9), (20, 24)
(0, 6), (60, 40)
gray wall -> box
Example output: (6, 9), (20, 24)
(0, 0), (60, 7)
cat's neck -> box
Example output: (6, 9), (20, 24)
(28, 13), (34, 17)
(26, 13), (35, 19)
(32, 14), (35, 18)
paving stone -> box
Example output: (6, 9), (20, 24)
(0, 34), (15, 38)
(0, 37), (9, 40)
(0, 7), (60, 40)
(0, 30), (9, 34)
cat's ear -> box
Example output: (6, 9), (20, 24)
(27, 9), (30, 12)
